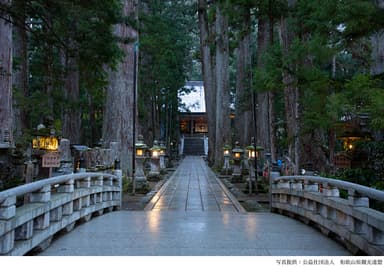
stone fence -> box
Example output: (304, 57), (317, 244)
(270, 174), (384, 256)
(0, 170), (122, 255)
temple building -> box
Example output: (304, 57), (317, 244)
(178, 81), (208, 156)
(178, 81), (208, 137)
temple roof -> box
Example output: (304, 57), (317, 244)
(178, 81), (205, 113)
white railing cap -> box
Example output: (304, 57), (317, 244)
(272, 175), (384, 202)
(0, 172), (118, 201)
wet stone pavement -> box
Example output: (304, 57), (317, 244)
(39, 156), (351, 256)
(145, 156), (244, 212)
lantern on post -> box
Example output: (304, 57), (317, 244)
(134, 135), (149, 187)
(221, 144), (232, 175)
(246, 145), (256, 160)
(32, 125), (60, 178)
(32, 127), (59, 152)
(148, 140), (161, 180)
(231, 141), (244, 182)
(245, 144), (256, 194)
(159, 141), (167, 170)
(255, 144), (264, 192)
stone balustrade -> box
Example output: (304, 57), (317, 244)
(271, 174), (384, 256)
(0, 171), (122, 255)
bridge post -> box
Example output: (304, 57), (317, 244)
(322, 183), (339, 197)
(269, 171), (280, 211)
(348, 189), (369, 207)
(303, 180), (318, 192)
(114, 169), (123, 209)
(290, 179), (303, 190)
(346, 189), (375, 245)
(303, 180), (318, 213)
(57, 179), (74, 216)
(30, 185), (51, 230)
(80, 176), (91, 210)
(0, 196), (16, 254)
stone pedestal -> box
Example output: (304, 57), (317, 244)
(221, 155), (231, 175)
(148, 158), (160, 181)
(134, 157), (148, 191)
(231, 160), (243, 183)
(245, 159), (256, 192)
(159, 155), (166, 172)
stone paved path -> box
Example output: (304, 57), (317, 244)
(39, 156), (351, 256)
(145, 156), (244, 212)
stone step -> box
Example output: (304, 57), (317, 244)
(183, 138), (205, 155)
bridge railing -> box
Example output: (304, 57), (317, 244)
(0, 171), (122, 256)
(271, 174), (384, 256)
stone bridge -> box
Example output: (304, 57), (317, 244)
(0, 156), (383, 256)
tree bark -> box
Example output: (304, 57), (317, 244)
(279, 0), (300, 174)
(198, 0), (216, 165)
(102, 0), (138, 174)
(371, 0), (384, 75)
(235, 8), (252, 147)
(12, 0), (29, 141)
(215, 5), (232, 167)
(0, 0), (13, 145)
(256, 16), (271, 157)
(214, 4), (231, 168)
(62, 47), (81, 143)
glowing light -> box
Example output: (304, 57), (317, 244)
(136, 148), (144, 157)
(32, 136), (59, 151)
(152, 150), (159, 158)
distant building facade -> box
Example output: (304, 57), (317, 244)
(178, 81), (208, 136)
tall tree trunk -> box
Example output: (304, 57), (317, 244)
(235, 8), (252, 147)
(256, 17), (271, 158)
(371, 0), (384, 75)
(43, 8), (54, 117)
(214, 4), (230, 168)
(279, 0), (300, 174)
(328, 55), (337, 172)
(0, 0), (13, 145)
(198, 0), (216, 165)
(62, 47), (81, 144)
(12, 0), (29, 142)
(268, 89), (276, 162)
(102, 0), (138, 174)
(268, 3), (277, 163)
(301, 130), (330, 173)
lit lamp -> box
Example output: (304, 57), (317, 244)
(341, 136), (361, 151)
(223, 146), (231, 156)
(231, 141), (244, 182)
(32, 132), (59, 151)
(245, 144), (256, 194)
(246, 145), (256, 160)
(222, 144), (232, 175)
(135, 135), (148, 184)
(151, 140), (161, 158)
(32, 126), (60, 178)
(254, 145), (264, 174)
(136, 145), (146, 157)
(148, 140), (161, 180)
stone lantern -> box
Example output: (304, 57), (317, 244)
(135, 135), (148, 187)
(159, 141), (167, 171)
(245, 144), (256, 193)
(231, 141), (244, 183)
(222, 144), (232, 175)
(148, 140), (161, 180)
